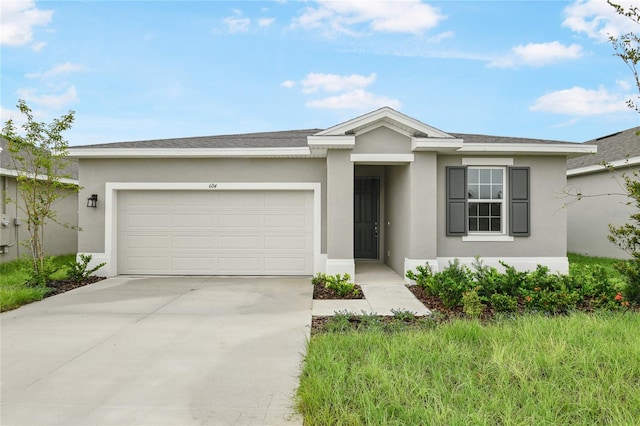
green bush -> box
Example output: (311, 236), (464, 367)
(407, 257), (628, 315)
(314, 273), (359, 298)
(67, 254), (106, 283)
(405, 263), (435, 292)
(490, 293), (518, 313)
(462, 288), (484, 319)
(614, 259), (640, 304)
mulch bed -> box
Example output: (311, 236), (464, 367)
(313, 282), (364, 300)
(45, 276), (106, 296)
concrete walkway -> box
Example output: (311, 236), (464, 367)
(312, 262), (431, 316)
(1, 277), (311, 426)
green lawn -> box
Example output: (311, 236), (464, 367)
(0, 254), (75, 312)
(297, 254), (640, 425)
(297, 312), (640, 425)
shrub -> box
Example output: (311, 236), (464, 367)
(462, 288), (484, 319)
(614, 259), (640, 304)
(406, 264), (435, 292)
(490, 293), (518, 313)
(431, 260), (475, 308)
(67, 254), (106, 283)
(324, 273), (359, 297)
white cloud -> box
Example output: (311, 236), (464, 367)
(530, 86), (630, 115)
(306, 89), (401, 111)
(25, 62), (85, 79)
(490, 41), (584, 68)
(0, 0), (53, 47)
(281, 80), (296, 88)
(17, 85), (78, 110)
(301, 72), (377, 93)
(563, 0), (639, 41)
(224, 10), (251, 33)
(292, 0), (445, 36)
(258, 17), (275, 27)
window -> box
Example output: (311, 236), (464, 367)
(446, 165), (530, 238)
(467, 168), (504, 233)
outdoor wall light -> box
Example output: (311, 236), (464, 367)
(87, 194), (98, 208)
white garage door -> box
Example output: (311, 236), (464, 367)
(117, 190), (314, 275)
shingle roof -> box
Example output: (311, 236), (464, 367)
(1, 137), (79, 179)
(567, 126), (640, 170)
(73, 129), (323, 149)
(450, 133), (578, 146)
(72, 129), (578, 150)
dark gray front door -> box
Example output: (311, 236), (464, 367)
(354, 177), (379, 259)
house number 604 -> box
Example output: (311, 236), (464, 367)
(208, 183), (218, 189)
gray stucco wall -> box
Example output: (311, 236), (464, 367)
(0, 175), (78, 262)
(326, 150), (353, 260)
(384, 164), (410, 273)
(352, 126), (411, 154)
(77, 157), (327, 254)
(436, 155), (567, 258)
(567, 168), (634, 259)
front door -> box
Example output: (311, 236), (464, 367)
(354, 177), (379, 259)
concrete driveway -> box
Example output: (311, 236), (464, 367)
(1, 276), (312, 426)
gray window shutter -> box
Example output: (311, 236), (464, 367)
(509, 167), (530, 237)
(446, 166), (467, 236)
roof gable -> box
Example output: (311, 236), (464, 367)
(315, 106), (454, 138)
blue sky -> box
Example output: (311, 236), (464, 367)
(1, 0), (639, 146)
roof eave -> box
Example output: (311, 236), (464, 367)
(68, 147), (315, 159)
(456, 143), (597, 157)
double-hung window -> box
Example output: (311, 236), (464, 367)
(446, 164), (530, 238)
(467, 168), (504, 233)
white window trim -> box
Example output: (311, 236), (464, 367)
(467, 166), (508, 237)
(462, 157), (513, 166)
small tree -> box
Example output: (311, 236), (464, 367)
(607, 1), (640, 302)
(1, 100), (78, 278)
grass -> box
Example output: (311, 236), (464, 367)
(298, 254), (639, 425)
(297, 312), (640, 425)
(0, 254), (75, 312)
(568, 252), (623, 273)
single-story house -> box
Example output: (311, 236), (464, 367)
(0, 138), (79, 262)
(69, 107), (595, 279)
(567, 126), (640, 259)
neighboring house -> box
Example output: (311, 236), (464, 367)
(567, 126), (640, 259)
(68, 107), (595, 279)
(0, 138), (79, 262)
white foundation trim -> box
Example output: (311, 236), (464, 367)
(99, 182), (322, 276)
(325, 258), (355, 278)
(436, 256), (569, 275)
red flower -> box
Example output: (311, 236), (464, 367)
(615, 292), (623, 301)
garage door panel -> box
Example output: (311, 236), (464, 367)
(219, 214), (261, 228)
(218, 236), (261, 249)
(265, 214), (309, 228)
(265, 191), (308, 206)
(122, 235), (170, 250)
(218, 257), (261, 274)
(171, 214), (214, 227)
(172, 257), (215, 271)
(118, 190), (313, 275)
(172, 235), (214, 249)
(264, 235), (309, 250)
(122, 213), (171, 228)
